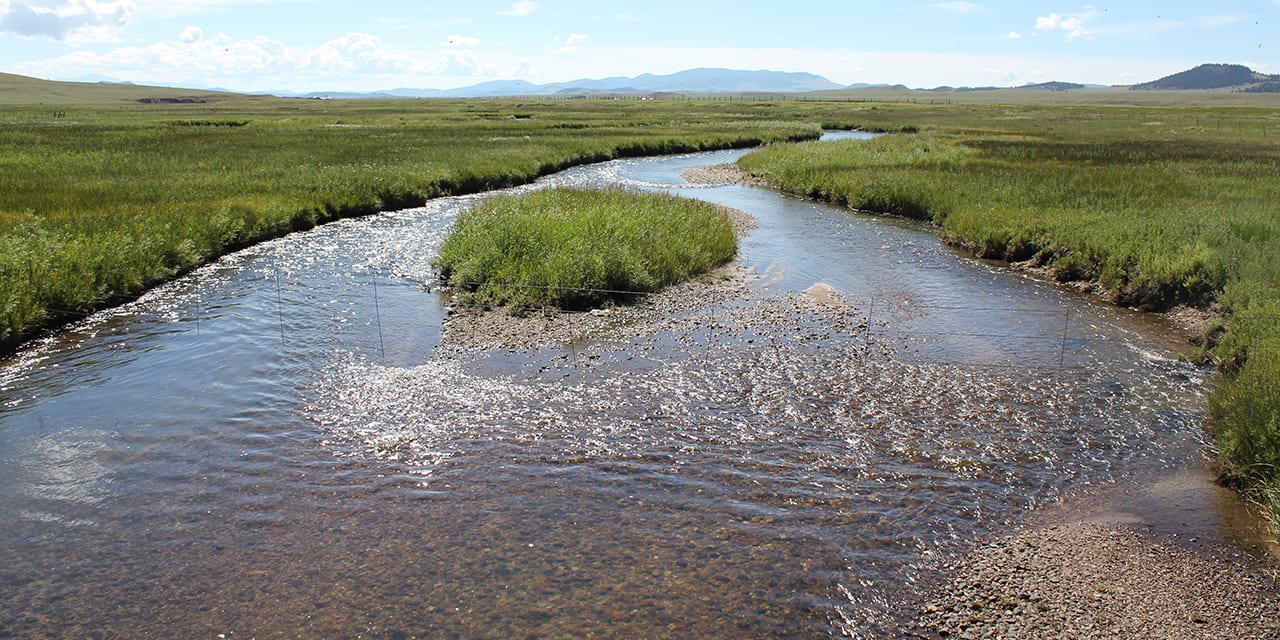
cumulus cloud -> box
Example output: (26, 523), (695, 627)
(38, 31), (287, 83)
(499, 0), (534, 17)
(555, 32), (588, 52)
(19, 29), (507, 90)
(1035, 10), (1095, 41)
(1007, 31), (1022, 39)
(419, 49), (497, 76)
(0, 0), (134, 43)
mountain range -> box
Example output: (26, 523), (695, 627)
(283, 68), (872, 99)
(5, 64), (1277, 104)
(277, 64), (1278, 99)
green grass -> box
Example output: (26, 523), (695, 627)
(738, 102), (1280, 525)
(0, 80), (822, 350)
(433, 188), (737, 310)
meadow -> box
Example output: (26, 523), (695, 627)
(738, 100), (1280, 520)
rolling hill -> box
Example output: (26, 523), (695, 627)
(1131, 63), (1280, 92)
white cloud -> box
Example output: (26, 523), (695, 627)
(1007, 31), (1021, 39)
(303, 32), (393, 74)
(932, 1), (980, 14)
(1035, 10), (1095, 41)
(500, 0), (535, 17)
(418, 49), (497, 76)
(16, 29), (511, 90)
(554, 32), (588, 52)
(0, 0), (134, 43)
(444, 34), (479, 47)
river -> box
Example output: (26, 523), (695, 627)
(0, 134), (1267, 638)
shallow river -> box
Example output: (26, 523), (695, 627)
(0, 134), (1267, 638)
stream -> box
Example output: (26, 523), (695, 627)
(0, 133), (1270, 638)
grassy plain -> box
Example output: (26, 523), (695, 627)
(434, 188), (736, 309)
(0, 77), (821, 350)
(738, 98), (1280, 521)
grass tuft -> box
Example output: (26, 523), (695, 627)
(433, 188), (737, 310)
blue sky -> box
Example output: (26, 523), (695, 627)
(1, 1), (1276, 92)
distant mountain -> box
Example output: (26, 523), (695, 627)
(922, 81), (1101, 93)
(283, 68), (845, 99)
(463, 68), (842, 96)
(1132, 63), (1279, 92)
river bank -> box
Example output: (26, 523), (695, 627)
(682, 161), (1280, 639)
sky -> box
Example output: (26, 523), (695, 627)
(0, 0), (1277, 93)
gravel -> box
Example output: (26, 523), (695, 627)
(679, 163), (764, 186)
(902, 522), (1280, 639)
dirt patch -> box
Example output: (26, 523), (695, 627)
(437, 260), (756, 352)
(1163, 304), (1222, 341)
(802, 281), (845, 306)
(679, 163), (766, 186)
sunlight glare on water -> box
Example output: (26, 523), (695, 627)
(0, 139), (1225, 638)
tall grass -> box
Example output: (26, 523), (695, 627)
(0, 93), (820, 350)
(739, 105), (1280, 524)
(434, 188), (737, 309)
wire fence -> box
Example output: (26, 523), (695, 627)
(21, 261), (1279, 376)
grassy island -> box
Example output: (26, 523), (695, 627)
(433, 188), (737, 310)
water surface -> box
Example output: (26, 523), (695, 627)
(0, 136), (1258, 638)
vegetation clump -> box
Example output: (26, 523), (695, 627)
(433, 188), (737, 310)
